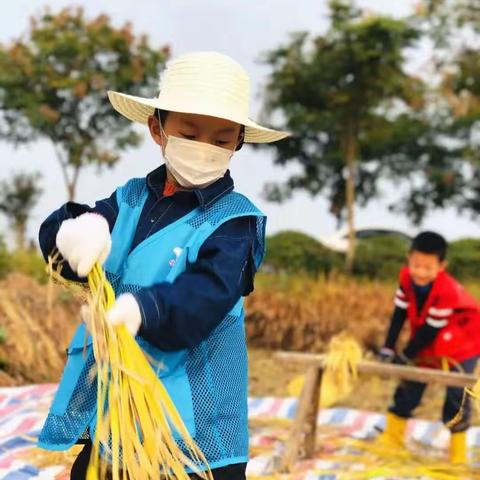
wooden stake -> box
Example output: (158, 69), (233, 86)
(279, 366), (322, 472)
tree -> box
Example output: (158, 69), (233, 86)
(259, 0), (421, 270)
(0, 172), (43, 251)
(0, 7), (169, 200)
(419, 0), (480, 44)
(377, 0), (480, 222)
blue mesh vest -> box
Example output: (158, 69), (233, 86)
(38, 177), (266, 470)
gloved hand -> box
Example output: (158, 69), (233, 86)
(377, 347), (395, 363)
(393, 351), (413, 366)
(106, 293), (142, 337)
(56, 213), (111, 278)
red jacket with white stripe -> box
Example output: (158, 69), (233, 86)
(397, 266), (480, 362)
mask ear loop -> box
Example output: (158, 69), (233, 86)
(157, 110), (168, 156)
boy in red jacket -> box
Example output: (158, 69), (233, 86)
(378, 231), (480, 464)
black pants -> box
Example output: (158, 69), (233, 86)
(389, 356), (478, 433)
(70, 441), (247, 480)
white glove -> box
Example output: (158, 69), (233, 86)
(106, 293), (142, 336)
(56, 213), (111, 278)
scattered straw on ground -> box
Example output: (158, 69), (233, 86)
(248, 417), (480, 480)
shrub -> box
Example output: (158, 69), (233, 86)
(0, 236), (12, 279)
(353, 235), (409, 280)
(448, 238), (480, 281)
(264, 230), (342, 276)
(9, 249), (48, 284)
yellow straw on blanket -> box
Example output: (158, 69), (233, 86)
(84, 262), (212, 480)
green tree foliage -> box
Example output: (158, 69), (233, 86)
(381, 0), (480, 222)
(420, 0), (480, 46)
(0, 172), (43, 251)
(0, 7), (169, 200)
(260, 0), (421, 269)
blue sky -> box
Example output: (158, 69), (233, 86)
(2, 0), (479, 246)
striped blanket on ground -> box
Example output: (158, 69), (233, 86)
(1, 385), (479, 479)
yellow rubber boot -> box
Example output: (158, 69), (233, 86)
(378, 412), (407, 448)
(450, 431), (467, 465)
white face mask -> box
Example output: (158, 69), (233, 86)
(161, 130), (235, 189)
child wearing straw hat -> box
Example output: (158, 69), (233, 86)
(37, 51), (289, 479)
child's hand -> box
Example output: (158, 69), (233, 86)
(56, 213), (112, 277)
(106, 293), (142, 337)
(393, 351), (413, 366)
(377, 347), (395, 363)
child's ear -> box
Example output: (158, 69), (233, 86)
(235, 128), (245, 151)
(440, 260), (448, 271)
(148, 115), (164, 146)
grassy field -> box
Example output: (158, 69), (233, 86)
(246, 272), (480, 353)
(246, 273), (480, 423)
(1, 270), (479, 424)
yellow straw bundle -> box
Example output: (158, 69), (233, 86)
(467, 379), (480, 411)
(83, 263), (212, 480)
(287, 332), (362, 408)
(321, 332), (362, 406)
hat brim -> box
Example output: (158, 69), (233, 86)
(108, 91), (290, 144)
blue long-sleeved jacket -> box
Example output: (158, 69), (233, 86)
(38, 165), (259, 351)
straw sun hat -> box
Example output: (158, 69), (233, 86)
(108, 51), (290, 143)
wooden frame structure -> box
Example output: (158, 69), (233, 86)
(275, 351), (478, 473)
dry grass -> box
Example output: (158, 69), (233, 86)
(245, 273), (398, 353)
(0, 272), (81, 385)
(2, 269), (480, 424)
(246, 273), (480, 422)
(246, 273), (480, 354)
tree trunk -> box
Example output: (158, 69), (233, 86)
(15, 221), (26, 252)
(344, 127), (357, 273)
(54, 148), (81, 202)
(67, 164), (82, 202)
(67, 182), (76, 202)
